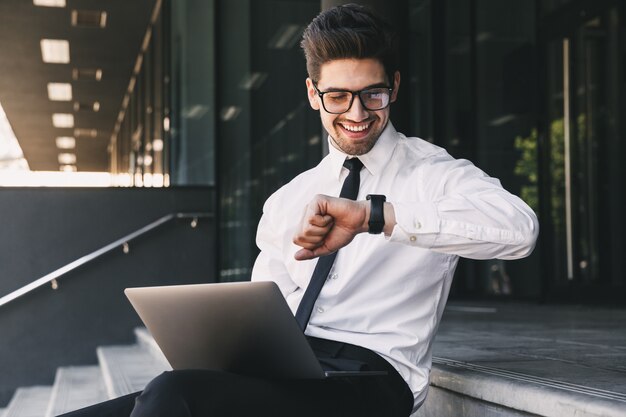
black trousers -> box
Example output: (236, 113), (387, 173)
(59, 337), (413, 417)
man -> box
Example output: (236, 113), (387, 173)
(61, 4), (537, 417)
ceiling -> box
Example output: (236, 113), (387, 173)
(0, 0), (156, 172)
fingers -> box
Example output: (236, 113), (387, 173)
(293, 214), (334, 250)
(310, 213), (333, 228)
(292, 195), (369, 261)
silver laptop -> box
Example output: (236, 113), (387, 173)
(125, 281), (385, 379)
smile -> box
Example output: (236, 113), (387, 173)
(339, 122), (371, 132)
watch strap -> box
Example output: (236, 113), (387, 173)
(366, 194), (386, 234)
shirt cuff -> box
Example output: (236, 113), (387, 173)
(387, 201), (440, 248)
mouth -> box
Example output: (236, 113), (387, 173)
(338, 121), (372, 138)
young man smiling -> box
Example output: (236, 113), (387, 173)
(60, 4), (537, 417)
(305, 57), (400, 156)
(254, 2), (537, 414)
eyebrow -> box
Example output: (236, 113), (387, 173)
(320, 82), (390, 92)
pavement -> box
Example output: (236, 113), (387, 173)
(423, 301), (626, 416)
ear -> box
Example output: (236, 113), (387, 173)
(306, 78), (320, 110)
(390, 71), (401, 103)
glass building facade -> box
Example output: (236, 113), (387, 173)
(116, 0), (625, 304)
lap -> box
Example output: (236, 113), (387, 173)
(134, 368), (404, 417)
(57, 338), (413, 417)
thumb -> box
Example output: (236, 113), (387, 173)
(294, 248), (315, 261)
(294, 246), (334, 261)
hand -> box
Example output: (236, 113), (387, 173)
(293, 194), (369, 260)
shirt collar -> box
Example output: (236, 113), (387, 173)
(327, 121), (398, 179)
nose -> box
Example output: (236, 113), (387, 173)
(344, 94), (368, 121)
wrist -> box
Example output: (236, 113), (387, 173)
(356, 199), (396, 235)
(382, 202), (396, 236)
(360, 200), (371, 233)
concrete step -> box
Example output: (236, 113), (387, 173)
(44, 366), (108, 417)
(4, 386), (52, 417)
(97, 344), (170, 399)
(413, 303), (626, 417)
(414, 358), (626, 417)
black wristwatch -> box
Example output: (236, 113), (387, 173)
(366, 194), (386, 234)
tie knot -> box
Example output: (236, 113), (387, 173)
(343, 158), (363, 172)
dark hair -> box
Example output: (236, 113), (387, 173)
(301, 3), (399, 82)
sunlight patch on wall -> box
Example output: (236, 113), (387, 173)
(0, 102), (29, 171)
(0, 171), (113, 187)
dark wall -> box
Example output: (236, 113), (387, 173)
(0, 187), (216, 406)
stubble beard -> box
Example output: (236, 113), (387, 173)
(329, 119), (387, 156)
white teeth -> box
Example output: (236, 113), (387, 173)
(342, 123), (370, 132)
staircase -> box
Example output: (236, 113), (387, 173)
(1, 328), (171, 417)
(3, 304), (626, 417)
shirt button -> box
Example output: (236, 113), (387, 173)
(329, 273), (338, 280)
(316, 307), (325, 314)
(410, 235), (417, 242)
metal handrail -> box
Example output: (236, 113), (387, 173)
(0, 212), (213, 309)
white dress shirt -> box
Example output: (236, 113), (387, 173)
(251, 122), (538, 410)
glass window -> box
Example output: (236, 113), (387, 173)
(216, 0), (321, 281)
(168, 0), (216, 186)
(540, 0), (575, 17)
(475, 0), (540, 297)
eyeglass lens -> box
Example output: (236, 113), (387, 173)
(323, 88), (390, 113)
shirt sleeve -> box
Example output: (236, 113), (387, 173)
(387, 156), (539, 260)
(251, 193), (299, 297)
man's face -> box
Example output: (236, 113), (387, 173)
(306, 58), (400, 155)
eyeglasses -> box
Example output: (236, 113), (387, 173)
(312, 82), (393, 114)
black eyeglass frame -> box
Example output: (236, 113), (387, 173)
(312, 82), (394, 114)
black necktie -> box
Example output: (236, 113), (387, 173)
(294, 158), (364, 331)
